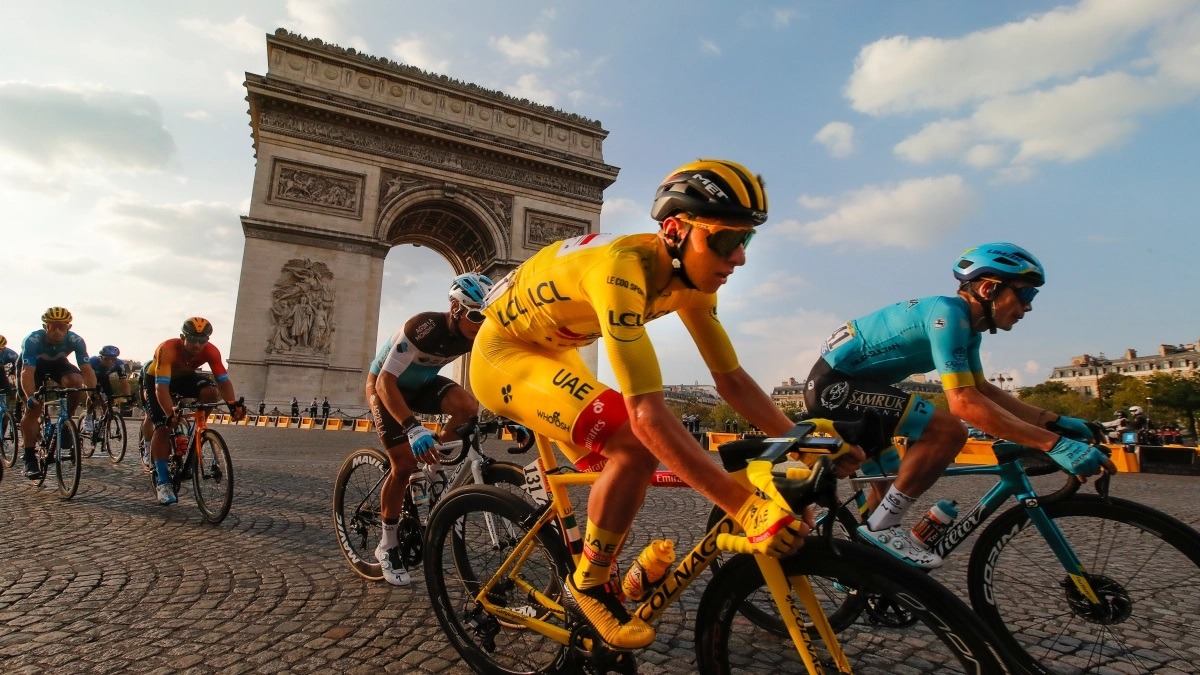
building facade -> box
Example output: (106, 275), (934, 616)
(1048, 341), (1200, 397)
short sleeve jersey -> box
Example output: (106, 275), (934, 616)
(145, 339), (229, 386)
(483, 232), (739, 396)
(820, 296), (984, 390)
(87, 356), (128, 379)
(1, 347), (18, 369)
(368, 312), (473, 390)
(21, 330), (89, 367)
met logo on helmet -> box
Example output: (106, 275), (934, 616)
(690, 172), (729, 201)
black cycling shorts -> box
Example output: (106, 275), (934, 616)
(803, 359), (934, 455)
(142, 371), (216, 426)
(370, 375), (459, 449)
(33, 359), (82, 388)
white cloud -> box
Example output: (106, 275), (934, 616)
(390, 36), (450, 72)
(773, 8), (798, 28)
(179, 15), (263, 53)
(508, 74), (555, 106)
(183, 110), (213, 122)
(814, 121), (856, 158)
(700, 39), (721, 56)
(964, 144), (1006, 168)
(98, 196), (243, 267)
(846, 0), (1193, 115)
(797, 196), (833, 210)
(280, 0), (367, 53)
(491, 32), (551, 67)
(0, 83), (175, 179)
(783, 175), (978, 249)
(735, 307), (844, 385)
(1024, 360), (1042, 374)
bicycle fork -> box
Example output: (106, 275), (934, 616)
(756, 556), (849, 675)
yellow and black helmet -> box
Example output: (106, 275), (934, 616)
(42, 306), (73, 324)
(650, 159), (768, 225)
(181, 317), (214, 339)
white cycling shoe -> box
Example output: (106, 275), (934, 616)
(857, 524), (943, 569)
(375, 542), (412, 586)
(156, 482), (177, 506)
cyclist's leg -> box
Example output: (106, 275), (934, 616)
(56, 363), (85, 417)
(471, 322), (655, 649)
(20, 363), (60, 478)
(368, 386), (419, 586)
(429, 377), (476, 444)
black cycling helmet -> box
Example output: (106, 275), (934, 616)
(181, 317), (214, 339)
(651, 159), (768, 225)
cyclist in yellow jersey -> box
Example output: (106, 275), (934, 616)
(472, 159), (864, 650)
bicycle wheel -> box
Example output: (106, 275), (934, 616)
(193, 429), (233, 523)
(53, 420), (82, 499)
(333, 448), (388, 581)
(75, 411), (98, 458)
(105, 413), (127, 464)
(696, 537), (1010, 674)
(425, 485), (575, 675)
(0, 409), (17, 468)
(968, 493), (1200, 675)
(704, 502), (866, 636)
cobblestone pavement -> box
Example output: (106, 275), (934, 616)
(1, 425), (1197, 674)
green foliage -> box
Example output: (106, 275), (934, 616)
(1145, 373), (1200, 439)
(1016, 382), (1109, 421)
(706, 402), (748, 432)
(1096, 373), (1128, 402)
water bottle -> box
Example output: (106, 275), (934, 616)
(622, 539), (676, 602)
(173, 433), (188, 458)
(911, 500), (958, 547)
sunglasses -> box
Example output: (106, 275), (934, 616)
(182, 335), (210, 345)
(677, 216), (756, 257)
(45, 322), (71, 331)
(465, 309), (486, 324)
(1007, 284), (1039, 306)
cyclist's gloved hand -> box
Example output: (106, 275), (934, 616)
(1047, 415), (1094, 442)
(227, 400), (247, 422)
(1048, 436), (1109, 476)
(734, 493), (806, 558)
(406, 423), (437, 458)
(25, 396), (38, 409)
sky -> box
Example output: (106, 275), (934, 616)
(2, 0), (1198, 396)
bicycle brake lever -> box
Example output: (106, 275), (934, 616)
(1094, 470), (1112, 502)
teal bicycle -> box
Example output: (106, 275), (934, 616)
(0, 391), (18, 471)
(797, 442), (1200, 674)
(28, 382), (91, 499)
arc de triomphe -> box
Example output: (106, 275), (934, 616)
(228, 30), (619, 406)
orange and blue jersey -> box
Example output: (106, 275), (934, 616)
(145, 339), (229, 386)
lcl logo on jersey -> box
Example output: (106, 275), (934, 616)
(607, 311), (643, 327)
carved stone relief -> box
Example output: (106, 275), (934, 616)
(268, 159), (365, 218)
(260, 110), (601, 202)
(266, 259), (337, 357)
(525, 210), (589, 248)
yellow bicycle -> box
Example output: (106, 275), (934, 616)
(423, 422), (1013, 674)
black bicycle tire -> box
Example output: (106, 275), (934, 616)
(967, 493), (1200, 675)
(704, 502), (867, 636)
(106, 413), (127, 464)
(333, 447), (389, 581)
(695, 537), (1011, 675)
(193, 429), (233, 523)
(0, 409), (17, 468)
(424, 485), (575, 675)
(54, 419), (82, 499)
(75, 412), (97, 458)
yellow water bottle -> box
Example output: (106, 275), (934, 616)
(622, 539), (675, 602)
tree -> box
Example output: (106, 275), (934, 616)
(705, 402), (747, 433)
(1096, 373), (1129, 403)
(1146, 373), (1200, 440)
(1016, 382), (1108, 421)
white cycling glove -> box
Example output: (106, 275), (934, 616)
(405, 422), (437, 458)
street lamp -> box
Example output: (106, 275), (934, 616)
(989, 372), (1014, 392)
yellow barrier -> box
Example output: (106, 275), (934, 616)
(221, 414), (232, 425)
(955, 440), (1141, 473)
(353, 418), (373, 432)
(422, 421), (442, 434)
(300, 417), (314, 430)
(325, 418), (343, 431)
(256, 415), (271, 427)
(706, 432), (740, 450)
(1108, 445), (1139, 473)
(236, 416), (250, 426)
(275, 416), (292, 428)
(207, 413), (218, 424)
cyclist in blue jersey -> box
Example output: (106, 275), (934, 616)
(82, 346), (132, 433)
(804, 243), (1115, 568)
(19, 307), (97, 479)
(366, 273), (493, 586)
(0, 335), (18, 400)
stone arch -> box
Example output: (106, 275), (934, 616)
(227, 30), (618, 409)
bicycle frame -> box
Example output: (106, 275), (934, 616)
(847, 443), (1103, 604)
(478, 433), (849, 672)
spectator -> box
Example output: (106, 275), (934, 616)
(309, 397), (318, 418)
(322, 397), (331, 419)
(291, 397), (300, 417)
(258, 401), (266, 416)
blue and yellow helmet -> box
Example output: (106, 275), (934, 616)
(953, 243), (1045, 287)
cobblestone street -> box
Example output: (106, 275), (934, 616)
(1, 425), (1197, 674)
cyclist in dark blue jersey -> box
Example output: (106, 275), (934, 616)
(19, 307), (97, 479)
(0, 335), (18, 399)
(804, 243), (1115, 568)
(82, 345), (132, 433)
(366, 273), (493, 586)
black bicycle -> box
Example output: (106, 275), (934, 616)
(333, 416), (531, 581)
(76, 391), (128, 463)
(0, 391), (18, 470)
